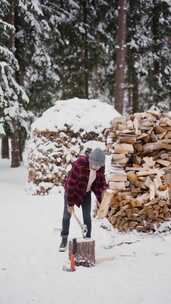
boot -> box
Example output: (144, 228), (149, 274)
(59, 237), (68, 252)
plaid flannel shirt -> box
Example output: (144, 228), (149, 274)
(64, 155), (107, 206)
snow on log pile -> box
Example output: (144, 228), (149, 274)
(101, 109), (171, 232)
(27, 98), (120, 195)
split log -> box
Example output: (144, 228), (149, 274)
(112, 117), (127, 130)
(112, 157), (129, 165)
(133, 116), (141, 135)
(160, 117), (171, 127)
(69, 238), (95, 267)
(110, 174), (127, 182)
(144, 176), (153, 188)
(112, 153), (127, 160)
(112, 153), (129, 164)
(143, 156), (155, 168)
(114, 143), (134, 154)
(165, 170), (171, 203)
(127, 172), (139, 186)
(149, 183), (156, 201)
(134, 143), (144, 152)
(156, 159), (171, 167)
(154, 175), (162, 189)
(143, 142), (171, 154)
(109, 181), (126, 190)
(136, 169), (160, 177)
(118, 134), (137, 144)
(96, 189), (115, 219)
(166, 131), (171, 139)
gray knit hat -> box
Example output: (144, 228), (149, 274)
(89, 148), (105, 168)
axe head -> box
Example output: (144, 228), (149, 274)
(82, 224), (88, 238)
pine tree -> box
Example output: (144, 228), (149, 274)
(126, 0), (140, 113)
(88, 0), (117, 102)
(115, 0), (127, 114)
(150, 0), (171, 109)
(0, 0), (29, 167)
(15, 0), (59, 114)
(127, 0), (171, 112)
(48, 0), (116, 102)
(139, 0), (171, 109)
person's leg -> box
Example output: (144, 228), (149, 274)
(61, 193), (71, 238)
(59, 193), (71, 251)
(81, 192), (91, 238)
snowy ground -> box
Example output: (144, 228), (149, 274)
(1, 159), (171, 304)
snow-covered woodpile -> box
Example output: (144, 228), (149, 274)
(27, 98), (120, 195)
(101, 110), (171, 232)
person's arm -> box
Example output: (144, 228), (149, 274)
(92, 167), (108, 204)
(67, 206), (75, 214)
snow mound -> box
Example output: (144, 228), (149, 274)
(32, 98), (120, 133)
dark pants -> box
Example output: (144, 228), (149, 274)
(61, 192), (91, 238)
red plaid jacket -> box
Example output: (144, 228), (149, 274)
(64, 155), (107, 207)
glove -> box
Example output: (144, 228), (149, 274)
(67, 206), (74, 214)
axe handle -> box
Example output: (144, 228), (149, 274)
(72, 211), (83, 229)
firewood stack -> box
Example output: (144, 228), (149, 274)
(27, 127), (105, 195)
(105, 110), (171, 232)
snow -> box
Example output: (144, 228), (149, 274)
(0, 122), (5, 135)
(0, 20), (15, 32)
(32, 98), (121, 133)
(1, 158), (171, 304)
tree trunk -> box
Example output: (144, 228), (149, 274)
(127, 49), (134, 114)
(127, 0), (139, 114)
(15, 4), (25, 87)
(152, 0), (161, 105)
(132, 64), (139, 113)
(127, 49), (139, 113)
(115, 0), (127, 114)
(83, 0), (89, 98)
(19, 127), (27, 161)
(8, 0), (21, 168)
(11, 124), (21, 168)
(8, 0), (15, 49)
(1, 135), (9, 159)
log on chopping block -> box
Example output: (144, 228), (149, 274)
(69, 238), (95, 267)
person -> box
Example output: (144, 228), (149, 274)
(59, 147), (108, 252)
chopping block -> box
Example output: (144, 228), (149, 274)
(69, 238), (95, 267)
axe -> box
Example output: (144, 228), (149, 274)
(72, 210), (88, 238)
